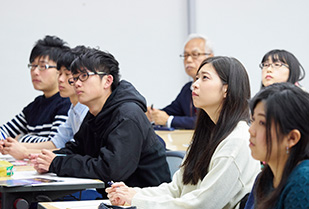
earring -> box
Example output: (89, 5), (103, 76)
(286, 146), (289, 154)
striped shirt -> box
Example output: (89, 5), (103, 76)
(0, 92), (70, 143)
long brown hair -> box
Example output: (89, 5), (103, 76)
(182, 56), (250, 185)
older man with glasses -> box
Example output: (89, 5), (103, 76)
(146, 34), (214, 129)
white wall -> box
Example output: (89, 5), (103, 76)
(0, 0), (188, 124)
(1, 0), (308, 125)
(196, 0), (309, 96)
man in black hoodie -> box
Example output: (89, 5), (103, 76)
(33, 48), (171, 193)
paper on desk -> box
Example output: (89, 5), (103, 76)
(10, 170), (104, 187)
(44, 199), (111, 209)
(0, 154), (15, 162)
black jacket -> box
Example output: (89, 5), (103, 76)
(50, 80), (171, 188)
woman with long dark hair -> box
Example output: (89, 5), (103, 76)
(245, 82), (309, 208)
(106, 56), (260, 209)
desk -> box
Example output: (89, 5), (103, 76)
(156, 130), (193, 151)
(38, 199), (110, 209)
(0, 163), (104, 209)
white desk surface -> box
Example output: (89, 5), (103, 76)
(0, 154), (104, 209)
(39, 199), (109, 209)
(156, 129), (193, 151)
(38, 199), (136, 209)
(0, 154), (103, 187)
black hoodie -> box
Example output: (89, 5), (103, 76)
(50, 80), (171, 188)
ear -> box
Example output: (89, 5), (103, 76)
(103, 75), (114, 89)
(287, 129), (301, 149)
(223, 84), (228, 98)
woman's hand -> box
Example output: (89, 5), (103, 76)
(106, 182), (137, 206)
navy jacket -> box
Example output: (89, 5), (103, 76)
(163, 81), (197, 129)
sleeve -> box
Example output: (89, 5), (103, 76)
(0, 112), (28, 139)
(18, 114), (68, 143)
(132, 156), (244, 209)
(50, 117), (74, 148)
(49, 118), (144, 182)
(170, 116), (196, 129)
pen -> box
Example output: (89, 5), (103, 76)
(1, 132), (6, 140)
(55, 154), (67, 157)
(107, 181), (114, 186)
(150, 104), (155, 125)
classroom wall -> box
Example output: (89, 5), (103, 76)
(1, 0), (308, 125)
(0, 0), (188, 124)
(195, 0), (309, 96)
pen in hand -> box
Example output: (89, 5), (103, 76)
(150, 104), (155, 125)
(107, 181), (115, 187)
(1, 132), (6, 140)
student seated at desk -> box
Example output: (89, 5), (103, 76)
(32, 48), (171, 196)
(0, 46), (89, 160)
(146, 34), (214, 129)
(0, 36), (71, 143)
(245, 83), (309, 209)
(106, 56), (260, 209)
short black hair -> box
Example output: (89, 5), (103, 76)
(71, 48), (120, 91)
(29, 35), (69, 63)
(57, 45), (90, 71)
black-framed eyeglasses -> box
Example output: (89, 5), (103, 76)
(179, 52), (211, 60)
(68, 72), (108, 86)
(28, 64), (57, 71)
(259, 62), (289, 70)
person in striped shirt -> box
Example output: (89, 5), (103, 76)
(0, 35), (71, 145)
(0, 46), (89, 160)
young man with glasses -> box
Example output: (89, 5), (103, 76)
(0, 36), (71, 145)
(0, 46), (89, 161)
(33, 48), (171, 197)
(146, 34), (214, 129)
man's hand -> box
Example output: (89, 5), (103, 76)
(150, 108), (169, 126)
(0, 137), (28, 160)
(33, 149), (56, 174)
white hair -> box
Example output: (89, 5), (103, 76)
(184, 33), (214, 54)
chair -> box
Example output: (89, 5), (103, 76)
(166, 150), (186, 176)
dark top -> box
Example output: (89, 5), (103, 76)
(244, 160), (309, 209)
(162, 81), (197, 129)
(0, 92), (70, 143)
(50, 80), (171, 188)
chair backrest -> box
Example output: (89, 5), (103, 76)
(166, 150), (186, 177)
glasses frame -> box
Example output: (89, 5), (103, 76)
(179, 52), (211, 60)
(28, 64), (57, 71)
(259, 62), (289, 70)
(68, 71), (108, 86)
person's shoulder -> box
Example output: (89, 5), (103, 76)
(52, 94), (71, 105)
(227, 121), (250, 140)
(182, 81), (193, 90)
(214, 121), (250, 157)
(117, 101), (143, 114)
(22, 94), (46, 110)
(290, 160), (309, 180)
